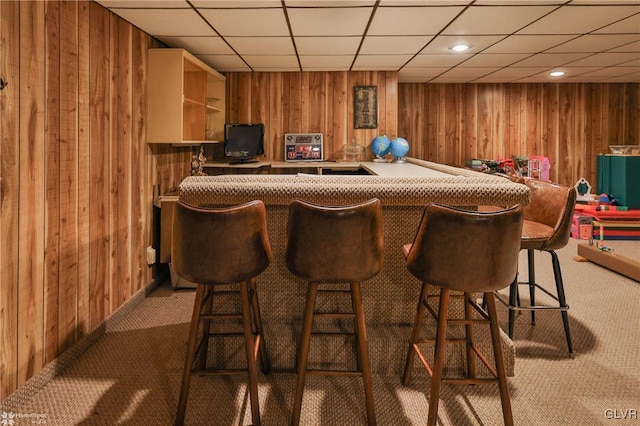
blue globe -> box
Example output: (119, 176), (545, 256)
(370, 135), (391, 158)
(390, 137), (410, 159)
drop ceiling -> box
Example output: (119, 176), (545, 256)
(95, 0), (640, 83)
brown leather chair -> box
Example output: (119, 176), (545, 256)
(501, 179), (577, 357)
(172, 200), (272, 426)
(402, 204), (523, 426)
(286, 198), (383, 426)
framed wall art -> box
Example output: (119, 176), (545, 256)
(353, 85), (377, 129)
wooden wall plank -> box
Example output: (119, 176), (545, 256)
(76, 0), (91, 340)
(397, 82), (640, 186)
(224, 71), (398, 162)
(88, 1), (110, 330)
(17, 0), (46, 386)
(116, 17), (132, 305)
(44, 0), (61, 364)
(0, 0), (20, 399)
(1, 1), (160, 396)
(58, 0), (79, 354)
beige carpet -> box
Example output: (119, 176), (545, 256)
(2, 238), (639, 425)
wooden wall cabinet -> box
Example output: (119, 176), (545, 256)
(147, 48), (225, 144)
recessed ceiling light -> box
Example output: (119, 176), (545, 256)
(549, 70), (565, 77)
(450, 43), (470, 52)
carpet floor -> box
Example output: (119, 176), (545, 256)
(2, 239), (639, 425)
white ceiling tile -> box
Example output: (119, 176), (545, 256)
(157, 36), (234, 55)
(429, 76), (476, 83)
(360, 36), (432, 55)
(593, 14), (640, 34)
(474, 1), (565, 5)
(102, 1), (640, 82)
(398, 67), (449, 81)
(244, 55), (300, 69)
(458, 53), (530, 67)
(483, 35), (578, 54)
(199, 8), (289, 36)
(352, 55), (413, 69)
(420, 35), (505, 54)
(197, 54), (251, 71)
(518, 5), (640, 34)
(439, 67), (495, 78)
(299, 55), (353, 69)
(368, 5), (465, 36)
(405, 53), (471, 67)
(578, 66), (640, 77)
(608, 40), (640, 52)
(286, 0), (376, 5)
(226, 37), (295, 55)
(443, 5), (558, 35)
(565, 52), (640, 67)
(191, 0), (282, 6)
(485, 67), (549, 78)
(288, 7), (373, 36)
(96, 1), (189, 7)
(512, 53), (592, 67)
(295, 37), (361, 55)
(618, 56), (640, 67)
(111, 8), (215, 36)
(546, 34), (640, 53)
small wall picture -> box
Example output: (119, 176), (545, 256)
(354, 86), (377, 129)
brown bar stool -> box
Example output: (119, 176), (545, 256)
(286, 198), (384, 426)
(499, 179), (577, 357)
(402, 203), (523, 426)
(172, 200), (272, 426)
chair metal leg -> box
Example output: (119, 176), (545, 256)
(484, 292), (514, 426)
(249, 277), (271, 373)
(351, 281), (377, 426)
(240, 280), (262, 426)
(403, 282), (430, 386)
(527, 249), (536, 324)
(175, 285), (206, 426)
(427, 289), (450, 426)
(291, 282), (319, 426)
(551, 251), (574, 357)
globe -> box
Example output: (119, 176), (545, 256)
(370, 135), (391, 162)
(389, 137), (410, 163)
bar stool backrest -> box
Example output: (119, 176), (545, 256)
(285, 198), (384, 283)
(406, 204), (523, 293)
(523, 180), (577, 251)
(172, 200), (272, 285)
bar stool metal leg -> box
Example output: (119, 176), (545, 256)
(551, 251), (574, 357)
(249, 277), (271, 373)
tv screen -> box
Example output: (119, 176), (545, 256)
(224, 123), (265, 164)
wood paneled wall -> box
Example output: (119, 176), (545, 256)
(1, 0), (638, 402)
(0, 1), (188, 399)
(225, 71), (398, 161)
(398, 83), (640, 186)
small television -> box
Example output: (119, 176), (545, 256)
(224, 123), (265, 164)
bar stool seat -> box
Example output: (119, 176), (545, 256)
(286, 198), (384, 426)
(402, 203), (523, 426)
(171, 200), (272, 426)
